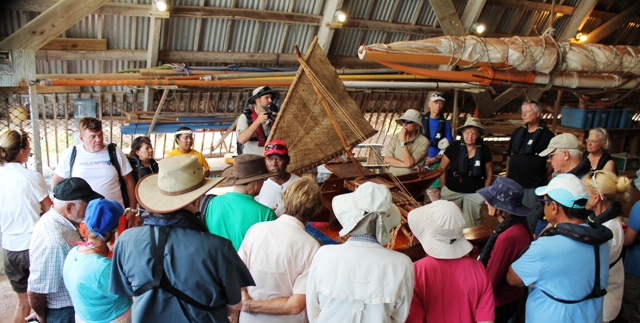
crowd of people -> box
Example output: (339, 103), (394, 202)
(0, 86), (638, 323)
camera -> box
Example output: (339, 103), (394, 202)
(265, 102), (279, 122)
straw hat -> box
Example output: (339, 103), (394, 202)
(222, 154), (277, 185)
(477, 177), (531, 216)
(136, 156), (223, 213)
(248, 86), (279, 104)
(457, 117), (487, 136)
(394, 109), (423, 128)
(408, 200), (473, 259)
(333, 182), (402, 245)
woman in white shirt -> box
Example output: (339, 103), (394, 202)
(0, 129), (52, 323)
(583, 170), (631, 322)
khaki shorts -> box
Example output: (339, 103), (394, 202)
(3, 249), (30, 293)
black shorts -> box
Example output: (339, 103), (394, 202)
(3, 249), (30, 293)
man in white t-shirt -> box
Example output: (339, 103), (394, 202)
(256, 140), (300, 216)
(51, 117), (138, 227)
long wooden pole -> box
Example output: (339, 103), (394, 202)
(294, 45), (366, 179)
(146, 89), (169, 136)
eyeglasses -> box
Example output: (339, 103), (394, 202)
(265, 144), (287, 151)
(546, 152), (557, 159)
(585, 139), (602, 145)
(402, 120), (414, 125)
(591, 171), (604, 200)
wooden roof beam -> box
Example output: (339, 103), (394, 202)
(3, 1), (323, 24)
(584, 2), (640, 43)
(460, 0), (487, 31)
(428, 0), (494, 118)
(316, 0), (344, 52)
(557, 0), (598, 42)
(0, 0), (110, 50)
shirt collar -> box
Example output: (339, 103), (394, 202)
(348, 234), (380, 244)
(277, 214), (305, 230)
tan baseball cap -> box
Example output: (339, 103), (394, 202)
(539, 133), (583, 157)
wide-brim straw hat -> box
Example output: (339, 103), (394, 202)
(137, 155), (223, 213)
(248, 86), (279, 104)
(333, 182), (402, 244)
(394, 109), (423, 128)
(477, 177), (531, 216)
(222, 154), (277, 185)
(408, 200), (473, 259)
(457, 117), (487, 136)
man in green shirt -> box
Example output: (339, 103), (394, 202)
(204, 154), (277, 250)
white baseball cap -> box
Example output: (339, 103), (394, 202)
(535, 173), (589, 208)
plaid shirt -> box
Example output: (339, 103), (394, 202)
(28, 208), (82, 309)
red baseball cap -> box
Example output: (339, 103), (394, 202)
(264, 140), (288, 157)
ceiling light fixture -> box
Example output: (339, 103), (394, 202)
(575, 32), (587, 42)
(471, 23), (486, 35)
(335, 10), (347, 23)
(155, 0), (167, 12)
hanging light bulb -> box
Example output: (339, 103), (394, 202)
(471, 23), (486, 35)
(156, 0), (167, 12)
(335, 10), (347, 23)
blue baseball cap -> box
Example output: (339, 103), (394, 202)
(535, 174), (589, 208)
(85, 199), (123, 241)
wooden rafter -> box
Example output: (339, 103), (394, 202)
(428, 0), (494, 118)
(584, 2), (640, 43)
(556, 0), (598, 42)
(0, 0), (110, 50)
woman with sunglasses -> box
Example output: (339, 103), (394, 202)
(383, 109), (429, 176)
(582, 170), (630, 322)
(584, 128), (617, 175)
(166, 127), (210, 177)
(0, 129), (52, 323)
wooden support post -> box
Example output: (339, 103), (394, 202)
(146, 89), (169, 137)
(453, 89), (460, 131)
(28, 82), (43, 175)
(552, 89), (562, 133)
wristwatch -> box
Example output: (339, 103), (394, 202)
(400, 142), (406, 148)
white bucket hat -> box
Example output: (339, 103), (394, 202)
(137, 155), (223, 213)
(332, 182), (402, 245)
(408, 200), (473, 259)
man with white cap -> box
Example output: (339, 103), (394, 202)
(421, 91), (454, 201)
(110, 155), (255, 322)
(539, 133), (590, 178)
(406, 200), (495, 323)
(306, 182), (414, 322)
(237, 86), (280, 155)
(507, 174), (612, 323)
(383, 109), (430, 176)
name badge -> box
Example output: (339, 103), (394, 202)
(527, 139), (533, 145)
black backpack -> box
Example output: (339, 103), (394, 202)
(69, 143), (129, 207)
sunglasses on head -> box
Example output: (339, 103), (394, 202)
(265, 144), (287, 151)
(591, 171), (604, 201)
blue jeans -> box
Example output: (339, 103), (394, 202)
(46, 306), (75, 323)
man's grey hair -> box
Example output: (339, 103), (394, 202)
(53, 198), (83, 210)
(522, 101), (542, 115)
(558, 148), (583, 159)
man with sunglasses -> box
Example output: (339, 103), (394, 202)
(383, 109), (429, 176)
(237, 86), (280, 155)
(507, 174), (611, 323)
(256, 140), (300, 216)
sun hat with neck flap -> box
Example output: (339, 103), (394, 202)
(221, 154), (278, 185)
(136, 155), (223, 213)
(332, 182), (402, 245)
